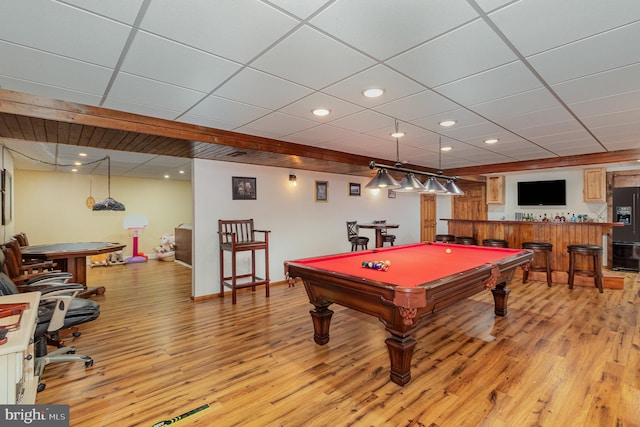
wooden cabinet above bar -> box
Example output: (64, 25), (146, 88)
(441, 219), (623, 282)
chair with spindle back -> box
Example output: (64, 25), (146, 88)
(218, 219), (271, 304)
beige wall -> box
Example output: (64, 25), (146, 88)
(13, 170), (192, 257)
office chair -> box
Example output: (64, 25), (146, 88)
(0, 251), (99, 391)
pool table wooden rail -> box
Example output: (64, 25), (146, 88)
(285, 248), (532, 386)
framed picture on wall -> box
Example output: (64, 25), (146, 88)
(388, 189), (396, 199)
(348, 182), (361, 196)
(232, 176), (257, 200)
(315, 180), (328, 202)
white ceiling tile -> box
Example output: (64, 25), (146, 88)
(178, 114), (241, 132)
(252, 26), (374, 89)
(311, 0), (478, 60)
(569, 90), (640, 119)
(141, 0), (299, 63)
(186, 94), (270, 126)
(551, 63), (640, 104)
(329, 110), (394, 134)
(266, 0), (332, 20)
(121, 31), (241, 93)
(439, 121), (509, 142)
(0, 76), (103, 106)
(240, 112), (318, 136)
(495, 107), (575, 132)
(388, 19), (518, 87)
(63, 0), (145, 24)
(516, 120), (587, 140)
(322, 65), (425, 107)
(470, 88), (561, 120)
(373, 90), (460, 122)
(0, 0), (131, 67)
(279, 92), (364, 122)
(436, 61), (542, 105)
(282, 125), (357, 145)
(489, 0), (640, 56)
(580, 108), (640, 129)
(108, 72), (205, 112)
(102, 98), (183, 120)
(214, 68), (313, 110)
(527, 21), (640, 84)
(0, 41), (112, 95)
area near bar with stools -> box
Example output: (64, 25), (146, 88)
(441, 219), (623, 289)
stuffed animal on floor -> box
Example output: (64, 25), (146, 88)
(154, 233), (176, 261)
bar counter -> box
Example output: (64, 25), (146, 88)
(441, 219), (623, 285)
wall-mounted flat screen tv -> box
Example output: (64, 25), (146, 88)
(517, 179), (566, 206)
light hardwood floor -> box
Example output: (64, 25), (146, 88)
(36, 261), (640, 426)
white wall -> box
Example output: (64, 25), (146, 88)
(192, 159), (421, 298)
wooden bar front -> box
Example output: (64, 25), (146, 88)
(441, 219), (623, 285)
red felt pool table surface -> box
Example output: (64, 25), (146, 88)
(292, 242), (525, 288)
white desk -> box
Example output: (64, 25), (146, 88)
(0, 292), (40, 404)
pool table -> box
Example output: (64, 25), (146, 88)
(284, 242), (533, 386)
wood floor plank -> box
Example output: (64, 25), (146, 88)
(34, 262), (640, 426)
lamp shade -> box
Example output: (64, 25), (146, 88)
(444, 179), (464, 195)
(422, 176), (447, 193)
(396, 173), (426, 192)
(365, 169), (401, 189)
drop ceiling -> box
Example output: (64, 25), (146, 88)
(1, 0), (639, 181)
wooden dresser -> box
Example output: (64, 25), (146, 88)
(0, 292), (40, 404)
(175, 224), (192, 266)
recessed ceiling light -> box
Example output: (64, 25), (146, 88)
(363, 88), (384, 98)
(71, 168), (78, 172)
(441, 146), (452, 152)
(312, 108), (330, 116)
(484, 138), (499, 144)
(78, 152), (87, 157)
(74, 161), (82, 166)
(390, 131), (405, 138)
(164, 174), (170, 179)
(439, 120), (456, 127)
(179, 170), (185, 174)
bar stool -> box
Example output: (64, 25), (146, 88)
(482, 239), (509, 248)
(434, 234), (455, 243)
(521, 242), (553, 287)
(567, 244), (603, 293)
(455, 236), (477, 245)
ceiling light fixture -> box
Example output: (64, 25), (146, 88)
(437, 136), (464, 196)
(364, 168), (401, 189)
(439, 120), (456, 127)
(390, 119), (405, 138)
(92, 155), (125, 211)
(484, 138), (499, 144)
(289, 174), (297, 186)
(312, 108), (330, 117)
(363, 88), (384, 98)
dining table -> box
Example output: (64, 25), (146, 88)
(357, 223), (400, 248)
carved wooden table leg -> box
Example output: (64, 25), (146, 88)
(310, 306), (333, 345)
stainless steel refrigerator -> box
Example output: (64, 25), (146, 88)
(612, 187), (640, 271)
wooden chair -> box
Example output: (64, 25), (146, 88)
(346, 221), (369, 251)
(373, 220), (396, 246)
(13, 232), (29, 247)
(218, 219), (270, 304)
(1, 240), (71, 288)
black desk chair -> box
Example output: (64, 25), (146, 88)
(373, 220), (396, 246)
(347, 221), (369, 251)
(0, 251), (99, 391)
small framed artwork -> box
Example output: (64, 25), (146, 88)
(315, 180), (328, 202)
(232, 176), (257, 200)
(348, 182), (361, 196)
(388, 189), (396, 199)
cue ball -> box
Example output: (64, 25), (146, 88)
(385, 260), (391, 266)
(445, 248), (452, 254)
